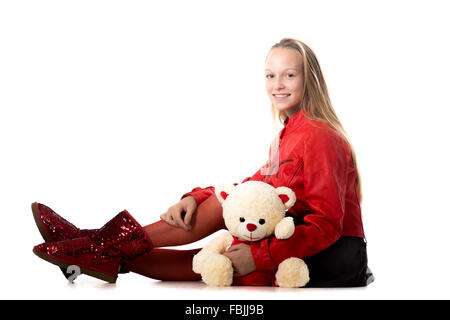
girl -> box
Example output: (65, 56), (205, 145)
(32, 38), (373, 287)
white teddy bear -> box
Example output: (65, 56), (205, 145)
(192, 180), (309, 288)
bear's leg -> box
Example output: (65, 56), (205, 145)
(275, 257), (310, 288)
(201, 253), (233, 286)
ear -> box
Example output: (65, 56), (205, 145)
(275, 186), (296, 210)
(214, 184), (238, 204)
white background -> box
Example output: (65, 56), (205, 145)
(1, 0), (449, 299)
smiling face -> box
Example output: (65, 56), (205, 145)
(265, 47), (305, 117)
(236, 216), (269, 242)
(223, 200), (284, 242)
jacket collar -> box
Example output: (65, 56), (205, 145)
(283, 107), (307, 130)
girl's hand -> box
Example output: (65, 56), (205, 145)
(223, 243), (256, 277)
(160, 195), (198, 231)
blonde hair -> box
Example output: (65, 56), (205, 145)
(268, 38), (362, 201)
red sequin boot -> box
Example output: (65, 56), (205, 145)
(32, 202), (96, 242)
(33, 209), (153, 283)
(32, 202), (98, 279)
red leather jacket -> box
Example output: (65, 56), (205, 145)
(181, 108), (365, 272)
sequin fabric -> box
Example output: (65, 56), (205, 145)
(36, 236), (121, 276)
(89, 210), (153, 260)
(33, 202), (96, 242)
(34, 210), (153, 278)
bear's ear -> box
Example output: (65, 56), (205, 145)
(275, 186), (296, 210)
(214, 184), (237, 205)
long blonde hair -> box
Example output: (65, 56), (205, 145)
(268, 38), (362, 201)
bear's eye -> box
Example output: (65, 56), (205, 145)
(259, 219), (266, 225)
(239, 217), (245, 223)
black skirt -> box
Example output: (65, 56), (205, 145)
(303, 236), (374, 287)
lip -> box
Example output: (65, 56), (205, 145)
(273, 93), (290, 101)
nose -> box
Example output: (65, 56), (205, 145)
(275, 77), (285, 90)
(246, 223), (257, 232)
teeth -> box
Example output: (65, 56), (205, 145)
(274, 94), (289, 97)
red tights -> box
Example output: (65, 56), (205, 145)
(126, 195), (226, 281)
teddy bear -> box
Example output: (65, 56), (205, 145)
(192, 180), (309, 288)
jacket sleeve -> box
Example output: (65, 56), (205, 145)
(180, 186), (215, 205)
(250, 130), (349, 271)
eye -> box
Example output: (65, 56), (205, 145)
(259, 219), (265, 225)
(265, 74), (274, 79)
(239, 217), (245, 222)
(286, 73), (295, 78)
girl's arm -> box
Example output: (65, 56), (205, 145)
(251, 130), (350, 271)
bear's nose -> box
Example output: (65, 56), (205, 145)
(246, 223), (257, 232)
